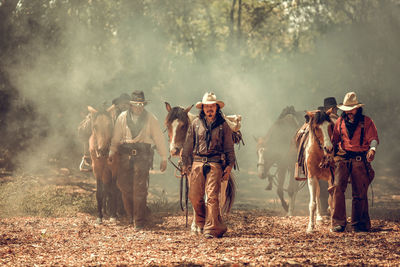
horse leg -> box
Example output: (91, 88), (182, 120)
(96, 179), (104, 224)
(106, 180), (118, 222)
(219, 179), (228, 216)
(276, 167), (288, 213)
(191, 208), (202, 233)
(307, 177), (318, 232)
(315, 179), (324, 223)
(287, 169), (298, 216)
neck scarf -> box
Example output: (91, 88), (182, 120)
(344, 112), (363, 140)
(200, 112), (225, 149)
(127, 109), (148, 139)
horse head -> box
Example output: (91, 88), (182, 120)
(88, 105), (114, 158)
(306, 109), (334, 156)
(254, 136), (268, 179)
(165, 102), (194, 157)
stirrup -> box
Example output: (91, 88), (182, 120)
(79, 156), (92, 172)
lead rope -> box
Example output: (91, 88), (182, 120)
(168, 155), (189, 227)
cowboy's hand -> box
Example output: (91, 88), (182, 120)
(181, 165), (191, 176)
(160, 159), (167, 172)
(367, 149), (375, 162)
(222, 166), (232, 181)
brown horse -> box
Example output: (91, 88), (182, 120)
(255, 106), (303, 216)
(88, 106), (120, 224)
(300, 109), (334, 232)
(164, 102), (236, 232)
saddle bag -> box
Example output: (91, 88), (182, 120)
(223, 113), (244, 145)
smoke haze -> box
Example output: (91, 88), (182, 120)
(1, 0), (399, 210)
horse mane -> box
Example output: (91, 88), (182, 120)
(313, 110), (330, 125)
(166, 106), (190, 125)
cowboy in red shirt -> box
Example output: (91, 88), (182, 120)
(330, 92), (379, 232)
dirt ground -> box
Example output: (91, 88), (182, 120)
(0, 166), (399, 266)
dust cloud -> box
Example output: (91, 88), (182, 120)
(1, 1), (399, 212)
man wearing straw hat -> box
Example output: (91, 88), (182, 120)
(330, 92), (379, 233)
(109, 90), (168, 229)
(181, 92), (236, 238)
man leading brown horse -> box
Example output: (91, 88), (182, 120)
(181, 92), (236, 239)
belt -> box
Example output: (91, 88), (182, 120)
(119, 143), (151, 156)
(193, 155), (221, 163)
(344, 151), (367, 162)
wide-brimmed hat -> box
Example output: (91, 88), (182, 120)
(323, 97), (337, 110)
(130, 90), (148, 105)
(112, 93), (131, 105)
(195, 92), (225, 109)
(337, 92), (364, 111)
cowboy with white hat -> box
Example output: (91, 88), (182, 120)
(330, 91), (379, 233)
(182, 92), (236, 239)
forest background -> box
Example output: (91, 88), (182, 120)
(0, 0), (399, 200)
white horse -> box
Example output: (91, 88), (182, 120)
(301, 110), (335, 232)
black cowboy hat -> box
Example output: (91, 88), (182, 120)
(112, 93), (131, 105)
(323, 97), (337, 109)
(130, 90), (148, 105)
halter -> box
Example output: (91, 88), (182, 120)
(256, 147), (265, 167)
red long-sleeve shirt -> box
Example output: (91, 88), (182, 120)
(332, 115), (379, 152)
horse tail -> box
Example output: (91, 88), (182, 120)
(221, 173), (236, 214)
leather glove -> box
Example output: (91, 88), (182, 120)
(366, 149), (375, 162)
(160, 159), (167, 172)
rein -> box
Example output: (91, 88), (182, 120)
(168, 155), (189, 227)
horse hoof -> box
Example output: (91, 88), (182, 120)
(96, 218), (103, 225)
(306, 227), (314, 233)
(110, 217), (117, 223)
(265, 184), (273, 191)
(191, 225), (203, 234)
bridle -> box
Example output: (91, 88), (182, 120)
(310, 119), (333, 155)
(91, 112), (113, 159)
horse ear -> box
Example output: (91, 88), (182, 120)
(325, 107), (332, 116)
(305, 111), (314, 123)
(165, 102), (172, 112)
(88, 105), (98, 114)
(106, 104), (115, 113)
(184, 104), (194, 113)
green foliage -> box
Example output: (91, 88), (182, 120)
(0, 175), (97, 217)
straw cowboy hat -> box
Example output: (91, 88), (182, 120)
(195, 92), (225, 109)
(337, 92), (364, 111)
(130, 90), (148, 105)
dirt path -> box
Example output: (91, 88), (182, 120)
(1, 167), (399, 266)
(1, 211), (399, 266)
